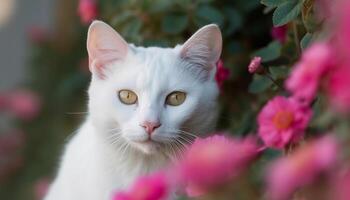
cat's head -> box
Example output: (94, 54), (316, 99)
(87, 21), (221, 155)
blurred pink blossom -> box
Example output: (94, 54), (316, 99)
(326, 66), (350, 112)
(266, 135), (338, 200)
(285, 42), (333, 104)
(0, 131), (25, 181)
(0, 155), (23, 182)
(34, 178), (51, 200)
(113, 173), (168, 200)
(0, 94), (7, 111)
(78, 0), (98, 25)
(0, 130), (25, 155)
(215, 59), (230, 90)
(113, 192), (132, 200)
(5, 90), (41, 121)
(333, 0), (350, 64)
(178, 135), (259, 197)
(248, 56), (262, 74)
(28, 26), (49, 44)
(333, 169), (350, 200)
(271, 25), (288, 43)
(315, 0), (334, 20)
(257, 96), (312, 149)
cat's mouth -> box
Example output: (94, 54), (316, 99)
(130, 140), (161, 154)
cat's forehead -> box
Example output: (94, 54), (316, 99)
(109, 45), (193, 91)
(130, 45), (180, 64)
(132, 46), (188, 89)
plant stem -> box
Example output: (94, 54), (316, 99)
(293, 22), (301, 56)
(265, 72), (283, 90)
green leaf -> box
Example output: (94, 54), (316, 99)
(273, 0), (302, 26)
(269, 66), (290, 79)
(253, 41), (282, 62)
(227, 41), (242, 54)
(261, 0), (287, 7)
(234, 0), (260, 13)
(300, 33), (313, 50)
(263, 6), (276, 14)
(197, 0), (214, 3)
(143, 39), (170, 47)
(146, 0), (174, 13)
(175, 0), (192, 8)
(110, 12), (133, 26)
(121, 18), (143, 42)
(223, 7), (243, 36)
(161, 14), (188, 34)
(248, 75), (273, 94)
(195, 5), (224, 27)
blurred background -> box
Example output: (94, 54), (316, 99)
(0, 0), (277, 199)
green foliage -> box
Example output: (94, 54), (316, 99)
(249, 74), (273, 94)
(272, 0), (302, 26)
(222, 7), (242, 36)
(300, 32), (313, 50)
(2, 0), (335, 199)
(269, 66), (290, 79)
(253, 41), (282, 62)
(162, 14), (188, 34)
(260, 0), (287, 7)
(195, 5), (224, 27)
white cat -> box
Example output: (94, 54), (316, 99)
(44, 21), (222, 200)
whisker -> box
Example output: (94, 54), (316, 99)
(172, 140), (186, 159)
(178, 130), (198, 139)
(177, 134), (194, 144)
(65, 111), (88, 115)
(121, 142), (130, 155)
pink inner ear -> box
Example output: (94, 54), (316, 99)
(87, 21), (128, 79)
(88, 49), (125, 78)
(180, 24), (222, 70)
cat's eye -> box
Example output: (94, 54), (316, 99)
(166, 91), (186, 106)
(118, 90), (138, 105)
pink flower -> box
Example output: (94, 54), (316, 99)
(326, 66), (350, 112)
(113, 192), (132, 200)
(333, 0), (350, 65)
(271, 25), (288, 44)
(332, 169), (350, 200)
(78, 0), (98, 25)
(113, 173), (168, 200)
(0, 130), (25, 155)
(248, 56), (262, 74)
(0, 155), (23, 181)
(178, 135), (259, 197)
(0, 94), (7, 111)
(6, 90), (41, 121)
(285, 42), (332, 104)
(28, 26), (49, 44)
(266, 135), (338, 200)
(315, 0), (334, 20)
(33, 178), (51, 200)
(0, 131), (25, 181)
(257, 96), (312, 149)
(215, 59), (230, 90)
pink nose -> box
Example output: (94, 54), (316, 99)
(140, 121), (161, 135)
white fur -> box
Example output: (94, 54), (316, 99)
(45, 21), (221, 200)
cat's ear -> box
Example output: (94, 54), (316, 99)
(180, 24), (222, 70)
(87, 20), (128, 78)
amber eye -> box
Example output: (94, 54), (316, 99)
(166, 91), (186, 106)
(118, 90), (138, 105)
